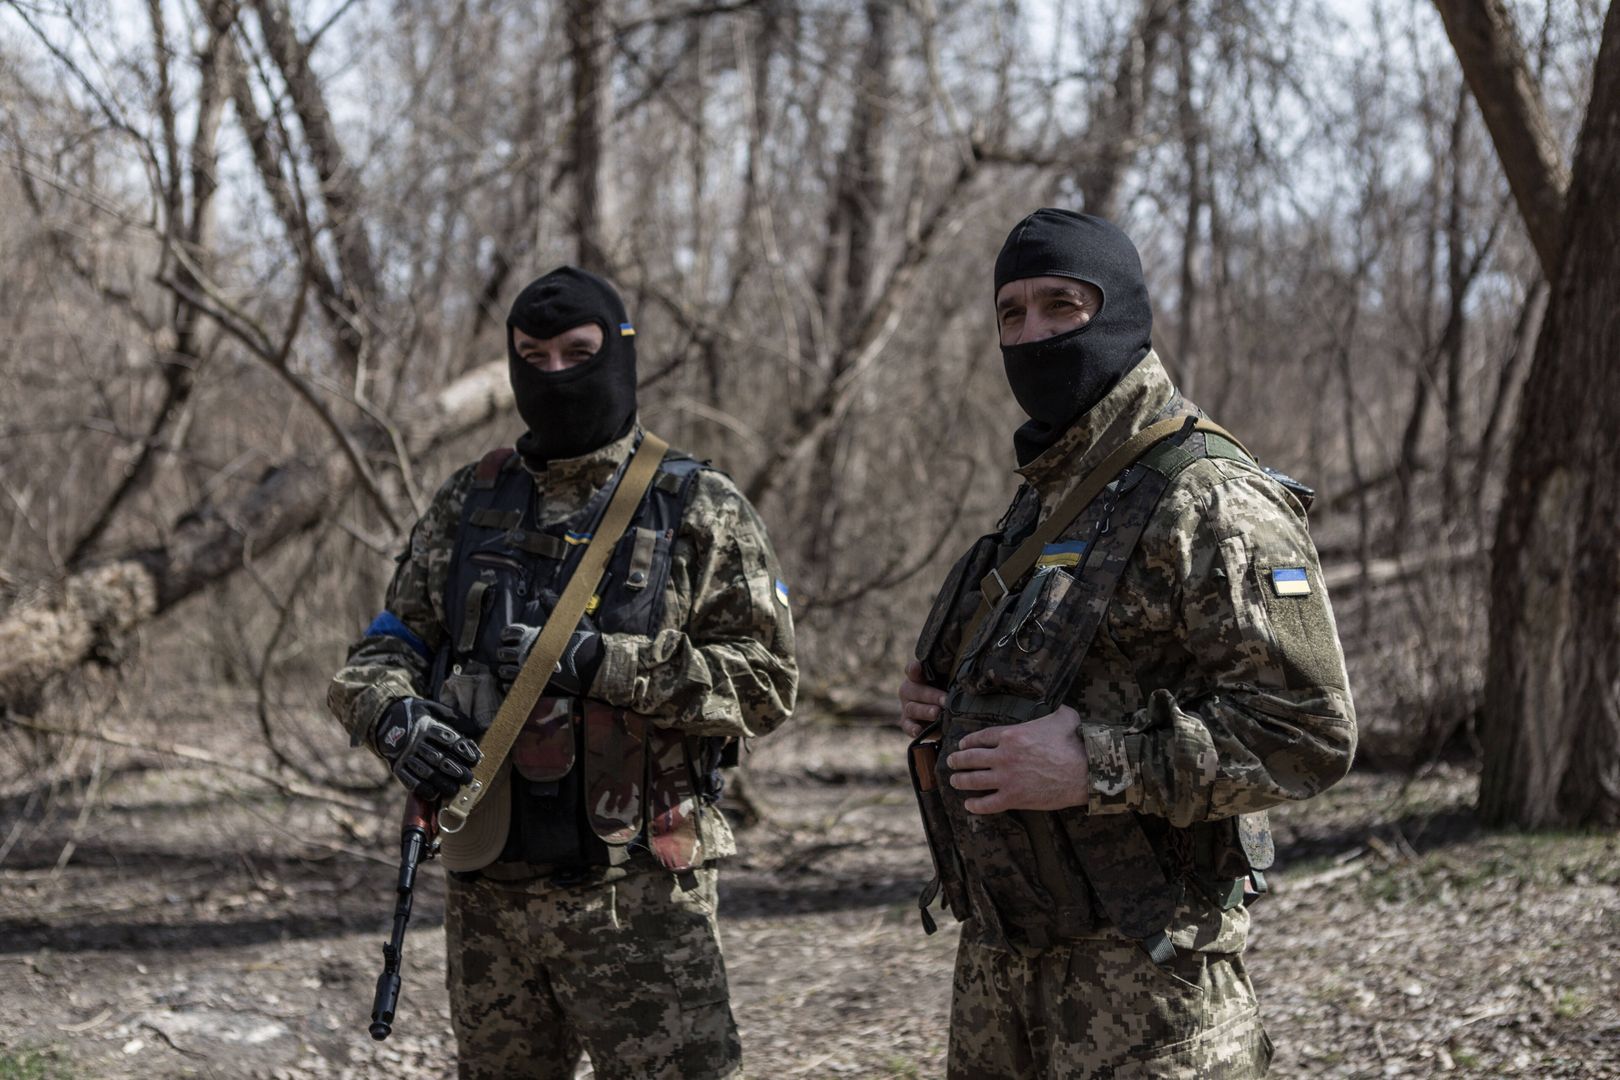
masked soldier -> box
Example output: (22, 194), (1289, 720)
(899, 210), (1355, 1077)
(329, 266), (797, 1079)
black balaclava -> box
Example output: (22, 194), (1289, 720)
(994, 209), (1154, 466)
(506, 266), (638, 462)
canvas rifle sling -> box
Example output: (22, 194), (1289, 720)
(949, 416), (1249, 681)
(438, 432), (670, 834)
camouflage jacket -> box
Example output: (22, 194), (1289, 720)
(1014, 355), (1355, 831)
(328, 424), (799, 862)
(938, 354), (1357, 951)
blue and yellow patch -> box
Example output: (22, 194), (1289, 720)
(563, 530), (593, 546)
(1036, 540), (1088, 569)
(619, 322), (636, 337)
(774, 579), (791, 608)
(1271, 567), (1311, 597)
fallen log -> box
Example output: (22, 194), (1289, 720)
(0, 360), (515, 713)
(0, 461), (329, 710)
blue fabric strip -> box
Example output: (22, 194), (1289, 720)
(1272, 567), (1307, 582)
(364, 610), (430, 659)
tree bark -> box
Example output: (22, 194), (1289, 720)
(250, 0), (381, 321)
(0, 461), (328, 713)
(567, 0), (612, 273)
(1477, 0), (1620, 827)
(1073, 0), (1174, 218)
(68, 3), (234, 565)
(1431, 0), (1569, 278)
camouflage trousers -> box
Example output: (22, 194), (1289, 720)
(948, 928), (1272, 1079)
(445, 866), (741, 1080)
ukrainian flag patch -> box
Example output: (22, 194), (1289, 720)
(1036, 540), (1088, 569)
(619, 322), (636, 337)
(774, 579), (790, 608)
(564, 530), (593, 546)
(1271, 567), (1311, 597)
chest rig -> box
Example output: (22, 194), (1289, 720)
(910, 405), (1280, 961)
(434, 442), (724, 875)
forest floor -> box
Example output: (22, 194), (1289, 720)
(1, 702), (1617, 1080)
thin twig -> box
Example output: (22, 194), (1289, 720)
(0, 716), (379, 813)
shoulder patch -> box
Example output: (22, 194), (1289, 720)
(1270, 567), (1311, 597)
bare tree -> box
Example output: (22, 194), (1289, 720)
(1467, 0), (1620, 826)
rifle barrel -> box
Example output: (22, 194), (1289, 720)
(368, 795), (436, 1040)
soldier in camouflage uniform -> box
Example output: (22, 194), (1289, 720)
(329, 267), (797, 1079)
(899, 210), (1355, 1077)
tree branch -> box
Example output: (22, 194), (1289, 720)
(1431, 0), (1571, 278)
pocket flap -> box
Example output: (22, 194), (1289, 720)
(582, 703), (647, 845)
(512, 697), (575, 782)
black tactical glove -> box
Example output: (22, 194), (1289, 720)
(372, 698), (482, 800)
(496, 616), (604, 697)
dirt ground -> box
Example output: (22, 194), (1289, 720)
(2, 704), (1617, 1079)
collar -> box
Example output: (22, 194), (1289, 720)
(519, 422), (640, 506)
(1014, 353), (1177, 510)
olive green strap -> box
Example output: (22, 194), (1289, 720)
(438, 432), (670, 833)
(949, 417), (1247, 681)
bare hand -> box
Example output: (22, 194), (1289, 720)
(946, 705), (1089, 814)
(897, 659), (947, 738)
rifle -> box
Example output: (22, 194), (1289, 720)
(368, 793), (437, 1040)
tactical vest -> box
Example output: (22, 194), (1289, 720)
(431, 440), (728, 875)
(911, 403), (1288, 959)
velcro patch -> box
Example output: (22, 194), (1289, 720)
(1036, 540), (1088, 569)
(1271, 567), (1311, 597)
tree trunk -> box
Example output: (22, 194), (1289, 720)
(1477, 0), (1620, 827)
(567, 0), (612, 273)
(1170, 0), (1201, 398)
(1431, 0), (1569, 279)
(1073, 0), (1174, 218)
(805, 0), (893, 581)
(252, 0), (381, 326)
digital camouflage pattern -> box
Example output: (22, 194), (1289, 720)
(328, 424), (799, 864)
(1016, 359), (1355, 835)
(445, 866), (740, 1080)
(949, 927), (1272, 1078)
(328, 423), (794, 1073)
(920, 353), (1354, 1073)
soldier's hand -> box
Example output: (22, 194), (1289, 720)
(898, 659), (947, 738)
(373, 698), (482, 801)
(497, 619), (604, 697)
(946, 705), (1089, 813)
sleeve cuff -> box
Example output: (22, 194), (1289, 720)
(592, 632), (647, 710)
(1079, 722), (1140, 815)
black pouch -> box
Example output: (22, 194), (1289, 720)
(1189, 812), (1275, 909)
(934, 708), (1095, 949)
(957, 565), (1077, 701)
